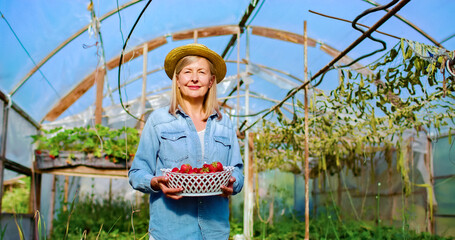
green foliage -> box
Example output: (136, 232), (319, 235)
(1, 177), (30, 213)
(230, 215), (452, 240)
(253, 39), (455, 187)
(31, 125), (139, 162)
(51, 194), (149, 240)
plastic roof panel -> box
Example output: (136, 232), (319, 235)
(1, 0), (455, 125)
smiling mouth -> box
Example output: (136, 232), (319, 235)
(188, 86), (200, 90)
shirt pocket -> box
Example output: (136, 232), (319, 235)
(160, 131), (189, 164)
(213, 135), (231, 165)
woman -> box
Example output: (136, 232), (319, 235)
(128, 43), (244, 240)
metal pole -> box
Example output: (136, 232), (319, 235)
(311, 0), (411, 81)
(241, 0), (411, 133)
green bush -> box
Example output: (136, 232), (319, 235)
(1, 176), (30, 213)
(231, 214), (453, 240)
(50, 194), (453, 240)
(51, 194), (149, 240)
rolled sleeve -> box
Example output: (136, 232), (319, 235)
(128, 116), (160, 194)
(229, 128), (244, 195)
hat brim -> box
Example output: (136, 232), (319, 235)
(164, 44), (227, 83)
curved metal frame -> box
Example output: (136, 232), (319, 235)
(41, 25), (375, 122)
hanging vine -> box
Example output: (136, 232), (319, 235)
(253, 39), (454, 191)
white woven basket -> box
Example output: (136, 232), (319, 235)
(160, 166), (234, 196)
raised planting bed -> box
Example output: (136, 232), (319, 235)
(34, 150), (132, 170)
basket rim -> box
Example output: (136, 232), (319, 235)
(160, 165), (235, 174)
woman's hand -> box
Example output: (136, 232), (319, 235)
(150, 176), (183, 200)
(220, 177), (236, 198)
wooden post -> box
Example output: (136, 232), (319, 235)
(337, 173), (342, 209)
(193, 30), (198, 43)
(140, 44), (148, 131)
(94, 68), (106, 125)
(30, 172), (42, 212)
(63, 176), (69, 211)
(31, 171), (42, 240)
(303, 20), (310, 240)
(243, 27), (254, 240)
(425, 137), (435, 233)
(49, 175), (56, 239)
(108, 178), (112, 205)
(0, 104), (9, 213)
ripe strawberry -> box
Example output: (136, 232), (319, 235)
(188, 168), (195, 174)
(212, 161), (224, 172)
(35, 150), (42, 154)
(200, 166), (210, 173)
(180, 164), (192, 173)
(208, 164), (217, 173)
(171, 167), (179, 172)
(49, 154), (56, 160)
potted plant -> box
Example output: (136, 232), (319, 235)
(32, 125), (139, 169)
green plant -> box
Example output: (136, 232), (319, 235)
(31, 125), (139, 163)
(253, 39), (455, 186)
(232, 213), (453, 240)
(1, 177), (30, 213)
(0, 224), (7, 240)
(51, 194), (149, 240)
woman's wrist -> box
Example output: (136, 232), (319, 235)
(150, 177), (159, 191)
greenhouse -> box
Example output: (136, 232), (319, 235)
(1, 0), (455, 239)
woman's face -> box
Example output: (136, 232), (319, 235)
(177, 57), (215, 101)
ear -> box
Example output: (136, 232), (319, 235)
(209, 75), (215, 88)
(175, 76), (181, 88)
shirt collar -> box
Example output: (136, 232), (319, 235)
(175, 106), (219, 119)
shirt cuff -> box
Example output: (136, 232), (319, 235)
(144, 174), (160, 193)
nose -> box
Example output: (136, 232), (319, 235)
(191, 72), (199, 82)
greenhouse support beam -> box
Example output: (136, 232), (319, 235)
(44, 67), (105, 122)
(362, 0), (443, 48)
(11, 0), (144, 97)
(3, 159), (32, 176)
(309, 10), (400, 40)
(243, 26), (254, 240)
(241, 0), (411, 132)
(106, 37), (167, 70)
(172, 25), (240, 41)
(221, 0), (262, 58)
(311, 0), (411, 81)
(303, 20), (310, 240)
(140, 44), (148, 130)
(95, 68), (106, 125)
(0, 104), (8, 213)
(0, 91), (40, 129)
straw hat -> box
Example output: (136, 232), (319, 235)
(164, 43), (226, 83)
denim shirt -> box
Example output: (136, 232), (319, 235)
(128, 107), (244, 240)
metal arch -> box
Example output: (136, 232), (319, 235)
(362, 0), (443, 48)
(9, 0), (144, 97)
(41, 25), (375, 122)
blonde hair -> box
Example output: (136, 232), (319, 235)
(169, 56), (221, 120)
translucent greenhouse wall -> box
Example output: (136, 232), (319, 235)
(312, 132), (455, 237)
(6, 109), (36, 169)
(432, 136), (455, 236)
(0, 98), (39, 240)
